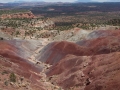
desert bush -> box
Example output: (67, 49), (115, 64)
(9, 73), (16, 82)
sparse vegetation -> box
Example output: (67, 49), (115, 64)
(31, 3), (120, 30)
(9, 73), (16, 83)
(4, 80), (8, 86)
(0, 9), (29, 15)
(1, 70), (9, 75)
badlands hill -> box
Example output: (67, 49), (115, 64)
(0, 3), (120, 90)
(44, 30), (120, 90)
(0, 29), (120, 90)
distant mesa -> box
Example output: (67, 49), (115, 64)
(0, 11), (36, 19)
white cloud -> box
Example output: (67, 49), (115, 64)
(0, 0), (119, 3)
(0, 0), (77, 3)
(91, 0), (110, 2)
(44, 0), (77, 2)
(0, 0), (15, 3)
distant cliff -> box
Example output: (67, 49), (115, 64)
(0, 11), (35, 19)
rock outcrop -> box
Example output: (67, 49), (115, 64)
(0, 12), (35, 19)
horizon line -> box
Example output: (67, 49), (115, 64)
(2, 1), (120, 3)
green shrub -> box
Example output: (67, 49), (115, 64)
(1, 70), (9, 75)
(9, 73), (16, 82)
(4, 81), (8, 86)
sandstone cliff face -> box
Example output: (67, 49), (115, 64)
(0, 12), (35, 19)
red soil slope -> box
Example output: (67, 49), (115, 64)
(0, 41), (45, 90)
(86, 29), (120, 39)
(47, 52), (120, 90)
(44, 30), (120, 90)
(1, 29), (120, 90)
(37, 41), (92, 65)
(77, 36), (120, 54)
(38, 34), (120, 65)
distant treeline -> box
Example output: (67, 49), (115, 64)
(107, 19), (120, 26)
(31, 3), (120, 17)
(0, 9), (29, 15)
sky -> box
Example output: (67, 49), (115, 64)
(0, 0), (120, 3)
